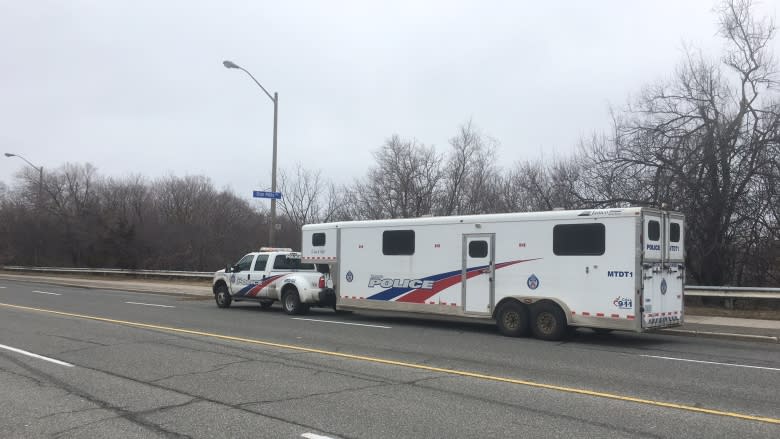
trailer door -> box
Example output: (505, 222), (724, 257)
(463, 234), (495, 314)
(641, 212), (683, 329)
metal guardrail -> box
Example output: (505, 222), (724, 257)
(0, 266), (213, 279)
(684, 286), (780, 299)
(1, 266), (779, 297)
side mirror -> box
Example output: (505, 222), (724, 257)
(231, 264), (242, 273)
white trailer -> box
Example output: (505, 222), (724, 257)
(301, 208), (685, 340)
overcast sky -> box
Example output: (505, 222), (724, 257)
(1, 0), (777, 202)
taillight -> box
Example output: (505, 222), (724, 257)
(318, 276), (325, 289)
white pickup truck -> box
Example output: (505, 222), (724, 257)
(212, 248), (335, 314)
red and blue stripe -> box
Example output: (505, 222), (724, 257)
(366, 258), (539, 303)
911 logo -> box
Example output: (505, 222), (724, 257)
(613, 296), (633, 309)
(368, 275), (434, 289)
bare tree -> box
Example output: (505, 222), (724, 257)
(350, 135), (443, 219)
(583, 0), (780, 285)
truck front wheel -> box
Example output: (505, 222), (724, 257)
(215, 284), (232, 308)
(282, 289), (309, 315)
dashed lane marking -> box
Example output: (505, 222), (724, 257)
(0, 302), (777, 426)
(640, 354), (780, 372)
(32, 291), (61, 296)
(125, 302), (175, 308)
(0, 343), (74, 367)
(291, 317), (390, 329)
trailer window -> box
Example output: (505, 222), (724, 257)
(553, 224), (605, 256)
(469, 240), (488, 258)
(383, 230), (415, 255)
(312, 233), (326, 247)
(648, 220), (660, 241)
(669, 223), (680, 242)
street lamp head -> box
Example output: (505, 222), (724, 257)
(223, 60), (240, 69)
(4, 153), (15, 157)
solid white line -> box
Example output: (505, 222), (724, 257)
(0, 286), (6, 289)
(640, 354), (780, 372)
(302, 433), (336, 439)
(125, 302), (175, 308)
(291, 317), (390, 329)
(0, 343), (74, 367)
(32, 290), (61, 296)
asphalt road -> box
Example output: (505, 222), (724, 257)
(0, 279), (778, 438)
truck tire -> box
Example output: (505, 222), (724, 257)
(282, 289), (309, 315)
(496, 301), (530, 337)
(530, 302), (567, 341)
(215, 284), (232, 309)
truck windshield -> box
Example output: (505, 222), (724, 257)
(273, 256), (315, 271)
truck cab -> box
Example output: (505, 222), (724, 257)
(212, 247), (335, 314)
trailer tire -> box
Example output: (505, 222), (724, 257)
(215, 284), (232, 309)
(496, 301), (530, 337)
(259, 300), (274, 310)
(282, 289), (309, 315)
(530, 302), (567, 341)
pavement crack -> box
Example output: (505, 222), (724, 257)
(150, 359), (253, 383)
(240, 382), (391, 406)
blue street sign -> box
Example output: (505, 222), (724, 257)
(253, 191), (282, 199)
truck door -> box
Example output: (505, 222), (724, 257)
(247, 254), (270, 298)
(641, 211), (683, 328)
(229, 254), (256, 297)
(462, 234), (495, 314)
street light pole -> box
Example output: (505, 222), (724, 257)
(4, 152), (44, 265)
(223, 60), (279, 246)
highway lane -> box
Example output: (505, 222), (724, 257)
(0, 279), (778, 438)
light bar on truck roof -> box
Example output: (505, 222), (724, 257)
(259, 247), (294, 252)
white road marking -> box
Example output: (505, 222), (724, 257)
(302, 433), (337, 439)
(640, 354), (780, 372)
(32, 290), (61, 296)
(0, 343), (74, 367)
(291, 317), (390, 329)
(125, 302), (175, 308)
(0, 286), (6, 288)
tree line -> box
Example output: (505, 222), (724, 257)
(1, 0), (778, 285)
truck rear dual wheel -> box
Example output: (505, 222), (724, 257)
(282, 289), (309, 315)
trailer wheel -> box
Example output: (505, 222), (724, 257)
(282, 289), (309, 315)
(496, 302), (530, 337)
(259, 300), (274, 310)
(530, 302), (567, 341)
(215, 284), (232, 309)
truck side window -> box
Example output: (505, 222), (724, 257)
(312, 233), (326, 246)
(648, 220), (660, 241)
(669, 223), (680, 242)
(252, 255), (269, 271)
(553, 223), (605, 256)
(382, 230), (415, 255)
(273, 256), (315, 271)
(235, 254), (254, 272)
